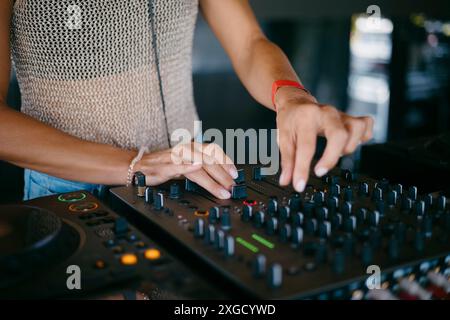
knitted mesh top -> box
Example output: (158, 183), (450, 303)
(10, 0), (200, 151)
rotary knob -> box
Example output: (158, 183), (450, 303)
(266, 217), (278, 235)
(292, 227), (304, 245)
(242, 204), (253, 222)
(252, 254), (266, 278)
(280, 224), (292, 242)
(224, 235), (235, 257)
(194, 218), (205, 238)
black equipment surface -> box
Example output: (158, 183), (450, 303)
(361, 132), (450, 194)
(0, 192), (223, 299)
(110, 165), (450, 300)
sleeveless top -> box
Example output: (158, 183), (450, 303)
(10, 0), (200, 151)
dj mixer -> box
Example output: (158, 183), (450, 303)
(0, 192), (223, 299)
(110, 165), (450, 300)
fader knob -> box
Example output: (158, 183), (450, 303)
(134, 171), (146, 197)
(279, 206), (290, 222)
(231, 184), (247, 199)
(209, 206), (220, 223)
(327, 196), (339, 213)
(280, 224), (292, 242)
(204, 225), (216, 244)
(221, 208), (232, 230)
(341, 201), (352, 217)
(313, 191), (325, 205)
(387, 190), (398, 206)
(372, 187), (383, 202)
(288, 193), (302, 212)
(318, 221), (331, 238)
(401, 196), (413, 211)
(424, 194), (433, 208)
(268, 197), (278, 216)
(394, 183), (403, 195)
(153, 192), (164, 210)
(252, 254), (266, 278)
(252, 167), (262, 181)
(267, 263), (283, 288)
(194, 218), (205, 238)
(437, 195), (446, 211)
(254, 211), (265, 228)
(292, 212), (304, 226)
(145, 187), (153, 204)
(316, 207), (328, 221)
(234, 169), (245, 184)
(408, 186), (418, 201)
(415, 200), (426, 216)
(359, 182), (369, 196)
(185, 179), (198, 192)
(224, 235), (235, 257)
(344, 187), (353, 202)
(266, 217), (278, 235)
(215, 229), (225, 250)
(242, 205), (253, 222)
(169, 183), (181, 199)
(330, 184), (341, 197)
(292, 227), (304, 245)
(368, 210), (380, 227)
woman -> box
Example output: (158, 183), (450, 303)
(0, 0), (373, 200)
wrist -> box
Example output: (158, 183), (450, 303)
(275, 86), (318, 111)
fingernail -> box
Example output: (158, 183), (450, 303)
(230, 168), (239, 179)
(220, 189), (231, 199)
(295, 180), (306, 193)
(315, 167), (328, 177)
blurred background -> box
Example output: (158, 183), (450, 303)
(2, 0), (450, 202)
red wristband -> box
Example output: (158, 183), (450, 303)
(271, 80), (308, 109)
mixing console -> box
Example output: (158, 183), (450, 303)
(111, 165), (450, 299)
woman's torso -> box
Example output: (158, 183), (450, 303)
(10, 0), (199, 151)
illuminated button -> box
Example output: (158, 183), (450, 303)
(58, 192), (86, 203)
(144, 249), (161, 260)
(120, 253), (138, 266)
(194, 210), (209, 217)
(243, 199), (257, 206)
(69, 202), (98, 213)
(94, 259), (107, 269)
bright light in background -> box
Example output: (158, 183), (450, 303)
(355, 16), (393, 34)
(347, 14), (393, 143)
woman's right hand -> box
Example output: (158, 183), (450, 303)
(134, 142), (237, 199)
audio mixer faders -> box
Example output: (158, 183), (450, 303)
(110, 165), (450, 299)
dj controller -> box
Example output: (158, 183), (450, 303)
(110, 165), (450, 300)
(0, 192), (223, 299)
(1, 165), (449, 299)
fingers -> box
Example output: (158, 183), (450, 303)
(203, 164), (235, 190)
(186, 169), (232, 199)
(342, 117), (367, 154)
(145, 163), (202, 185)
(314, 107), (348, 177)
(292, 129), (317, 192)
(361, 116), (374, 142)
(278, 129), (295, 186)
(201, 143), (238, 179)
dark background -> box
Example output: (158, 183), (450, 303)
(2, 0), (450, 203)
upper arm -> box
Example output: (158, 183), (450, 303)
(199, 0), (265, 63)
(0, 0), (13, 104)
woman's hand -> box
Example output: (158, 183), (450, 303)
(275, 86), (374, 192)
(135, 142), (237, 199)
